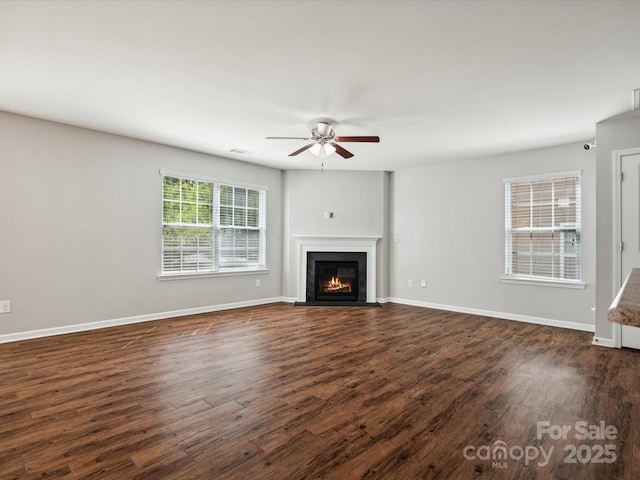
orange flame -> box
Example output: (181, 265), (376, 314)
(323, 276), (352, 292)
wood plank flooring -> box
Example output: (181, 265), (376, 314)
(0, 303), (637, 479)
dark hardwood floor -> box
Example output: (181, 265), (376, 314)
(0, 303), (637, 479)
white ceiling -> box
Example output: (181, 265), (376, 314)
(2, 0), (640, 171)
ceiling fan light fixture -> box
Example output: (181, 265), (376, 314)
(309, 143), (336, 157)
(309, 143), (322, 156)
(324, 143), (336, 156)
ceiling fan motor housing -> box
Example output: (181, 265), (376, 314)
(312, 122), (335, 144)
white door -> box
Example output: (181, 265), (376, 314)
(620, 153), (640, 348)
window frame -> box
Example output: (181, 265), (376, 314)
(158, 170), (268, 280)
(502, 170), (585, 289)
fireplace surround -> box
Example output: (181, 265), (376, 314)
(293, 235), (380, 306)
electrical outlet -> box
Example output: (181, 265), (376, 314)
(408, 280), (413, 288)
(421, 280), (427, 288)
(0, 301), (11, 313)
(255, 279), (261, 287)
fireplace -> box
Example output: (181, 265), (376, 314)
(305, 251), (367, 304)
(293, 235), (380, 305)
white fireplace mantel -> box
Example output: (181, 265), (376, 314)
(293, 235), (381, 303)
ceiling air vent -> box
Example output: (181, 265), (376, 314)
(228, 148), (253, 155)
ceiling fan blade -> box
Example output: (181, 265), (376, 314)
(266, 136), (309, 140)
(335, 136), (380, 143)
(289, 144), (314, 156)
(332, 143), (354, 159)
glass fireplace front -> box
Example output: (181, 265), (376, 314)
(314, 261), (359, 301)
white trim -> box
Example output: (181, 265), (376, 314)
(159, 169), (269, 191)
(592, 335), (617, 348)
(503, 169), (582, 184)
(158, 268), (269, 280)
(501, 275), (586, 289)
(293, 235), (381, 303)
(611, 322), (621, 348)
(611, 147), (640, 348)
(1, 297), (596, 344)
(0, 297), (284, 345)
(388, 297), (595, 332)
(293, 235), (382, 242)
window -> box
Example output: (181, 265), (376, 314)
(161, 171), (266, 276)
(504, 172), (581, 285)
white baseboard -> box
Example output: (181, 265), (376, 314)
(1, 296), (599, 345)
(388, 297), (595, 333)
(591, 336), (617, 348)
(0, 297), (285, 345)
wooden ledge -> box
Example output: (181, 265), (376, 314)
(609, 268), (640, 327)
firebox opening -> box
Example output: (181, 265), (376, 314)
(315, 261), (358, 301)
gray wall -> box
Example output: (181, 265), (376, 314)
(595, 109), (640, 342)
(0, 111), (283, 337)
(390, 142), (596, 328)
(282, 170), (389, 300)
(1, 108), (603, 340)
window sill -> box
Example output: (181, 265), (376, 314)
(158, 268), (269, 281)
(501, 275), (586, 289)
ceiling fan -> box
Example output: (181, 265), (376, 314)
(266, 122), (380, 158)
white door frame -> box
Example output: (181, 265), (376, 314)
(612, 147), (640, 348)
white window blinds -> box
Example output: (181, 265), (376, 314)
(504, 172), (581, 282)
(161, 172), (266, 275)
(218, 184), (265, 268)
